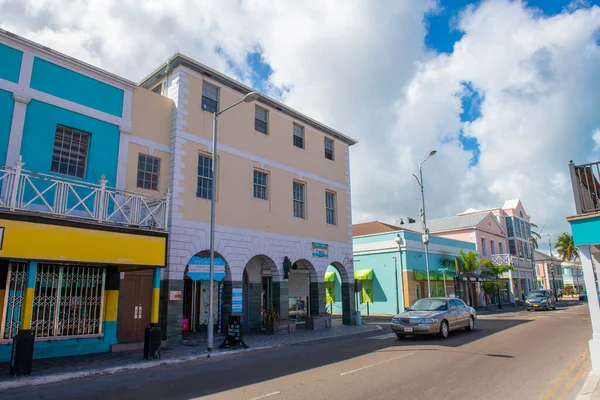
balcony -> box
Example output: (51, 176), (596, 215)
(569, 160), (600, 215)
(0, 160), (169, 230)
(490, 253), (533, 270)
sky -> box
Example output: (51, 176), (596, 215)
(2, 0), (600, 254)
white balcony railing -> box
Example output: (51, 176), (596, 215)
(490, 253), (533, 270)
(0, 159), (169, 230)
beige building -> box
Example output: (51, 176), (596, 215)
(137, 54), (357, 341)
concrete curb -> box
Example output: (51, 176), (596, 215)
(0, 325), (382, 392)
(577, 372), (600, 400)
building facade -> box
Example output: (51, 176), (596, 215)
(561, 260), (583, 292)
(138, 54), (357, 341)
(0, 30), (169, 361)
(534, 251), (564, 292)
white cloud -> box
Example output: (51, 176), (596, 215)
(1, 0), (600, 242)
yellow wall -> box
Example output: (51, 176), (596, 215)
(126, 142), (171, 195)
(131, 87), (172, 147)
(0, 219), (167, 267)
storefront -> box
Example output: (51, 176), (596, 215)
(288, 269), (310, 323)
(183, 255), (226, 332)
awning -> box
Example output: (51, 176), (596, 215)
(187, 255), (227, 281)
(354, 269), (374, 280)
(324, 271), (337, 282)
(413, 270), (457, 281)
(187, 271), (226, 282)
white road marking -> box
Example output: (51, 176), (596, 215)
(497, 323), (514, 329)
(367, 333), (398, 340)
(250, 392), (281, 400)
(340, 353), (414, 376)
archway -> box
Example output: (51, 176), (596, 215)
(326, 261), (353, 325)
(242, 255), (279, 332)
(289, 259), (319, 326)
(182, 250), (230, 334)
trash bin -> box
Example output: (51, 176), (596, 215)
(10, 329), (35, 376)
(143, 324), (162, 360)
(355, 310), (362, 326)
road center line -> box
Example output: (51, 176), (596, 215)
(250, 392), (281, 400)
(340, 353), (414, 376)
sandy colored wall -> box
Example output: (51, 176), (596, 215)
(131, 87), (172, 147)
(126, 142), (170, 195)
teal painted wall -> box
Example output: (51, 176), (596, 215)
(353, 230), (474, 250)
(0, 321), (117, 361)
(570, 216), (600, 246)
(30, 57), (124, 117)
(21, 100), (119, 184)
(0, 89), (14, 165)
(0, 43), (23, 83)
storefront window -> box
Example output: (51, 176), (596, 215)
(288, 296), (308, 321)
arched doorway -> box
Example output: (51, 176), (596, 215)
(242, 255), (279, 332)
(326, 262), (353, 325)
(289, 259), (319, 327)
(182, 251), (230, 333)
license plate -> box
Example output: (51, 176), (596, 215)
(533, 304), (538, 307)
(405, 327), (413, 333)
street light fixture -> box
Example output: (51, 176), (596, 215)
(412, 150), (437, 298)
(207, 91), (260, 353)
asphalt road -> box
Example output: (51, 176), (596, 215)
(3, 300), (592, 400)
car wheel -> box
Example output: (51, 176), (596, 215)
(527, 308), (531, 312)
(466, 316), (475, 332)
(552, 305), (556, 310)
(396, 333), (406, 339)
(439, 320), (449, 339)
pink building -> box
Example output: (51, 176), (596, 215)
(534, 251), (564, 292)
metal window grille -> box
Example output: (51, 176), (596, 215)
(255, 106), (268, 134)
(137, 154), (161, 191)
(197, 154), (213, 199)
(293, 124), (304, 149)
(202, 83), (219, 113)
(253, 170), (268, 200)
(51, 125), (90, 178)
(31, 265), (106, 338)
(1, 263), (27, 339)
(293, 181), (305, 219)
(324, 138), (334, 160)
(326, 191), (336, 225)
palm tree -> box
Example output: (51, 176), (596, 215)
(530, 222), (542, 250)
(480, 259), (514, 309)
(457, 250), (480, 306)
(555, 233), (579, 262)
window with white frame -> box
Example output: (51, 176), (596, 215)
(51, 125), (90, 178)
(324, 137), (334, 160)
(293, 124), (304, 149)
(499, 241), (503, 254)
(255, 106), (268, 134)
(137, 154), (161, 191)
(197, 154), (213, 199)
(202, 82), (219, 113)
(326, 191), (336, 225)
(293, 181), (305, 219)
(481, 238), (487, 256)
(253, 170), (268, 200)
(490, 240), (495, 255)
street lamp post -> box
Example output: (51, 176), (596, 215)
(394, 234), (406, 312)
(207, 91), (260, 353)
(392, 257), (400, 314)
(413, 150), (437, 298)
(441, 270), (448, 297)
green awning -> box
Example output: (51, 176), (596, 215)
(413, 270), (456, 281)
(354, 269), (374, 280)
(324, 271), (337, 282)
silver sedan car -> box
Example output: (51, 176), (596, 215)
(391, 297), (477, 339)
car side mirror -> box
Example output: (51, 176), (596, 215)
(404, 307), (410, 311)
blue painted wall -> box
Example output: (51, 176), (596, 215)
(21, 100), (120, 184)
(570, 216), (600, 246)
(30, 57), (124, 117)
(0, 89), (14, 165)
(0, 43), (22, 84)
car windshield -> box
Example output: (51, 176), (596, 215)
(528, 292), (546, 299)
(409, 299), (448, 312)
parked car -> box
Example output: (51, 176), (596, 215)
(525, 290), (556, 311)
(391, 297), (477, 339)
(579, 291), (587, 302)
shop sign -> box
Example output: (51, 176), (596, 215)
(169, 290), (182, 301)
(312, 242), (329, 258)
(232, 288), (243, 313)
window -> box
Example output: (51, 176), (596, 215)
(202, 82), (219, 113)
(255, 106), (268, 134)
(535, 265), (539, 275)
(499, 242), (503, 254)
(293, 181), (305, 219)
(506, 217), (514, 237)
(137, 154), (161, 191)
(152, 83), (162, 95)
(324, 137), (334, 160)
(51, 125), (90, 178)
(508, 239), (517, 255)
(253, 170), (268, 200)
(197, 154), (213, 199)
(326, 191), (336, 225)
(490, 240), (495, 255)
(481, 238), (487, 256)
(293, 124), (304, 149)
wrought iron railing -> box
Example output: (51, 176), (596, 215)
(0, 159), (169, 230)
(490, 253), (533, 270)
(569, 160), (600, 215)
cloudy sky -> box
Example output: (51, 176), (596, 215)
(2, 0), (600, 253)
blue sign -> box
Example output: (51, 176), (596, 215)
(312, 242), (329, 258)
(232, 288), (243, 313)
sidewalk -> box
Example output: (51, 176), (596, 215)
(0, 320), (381, 391)
(578, 373), (600, 399)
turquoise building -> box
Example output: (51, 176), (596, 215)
(325, 221), (476, 316)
